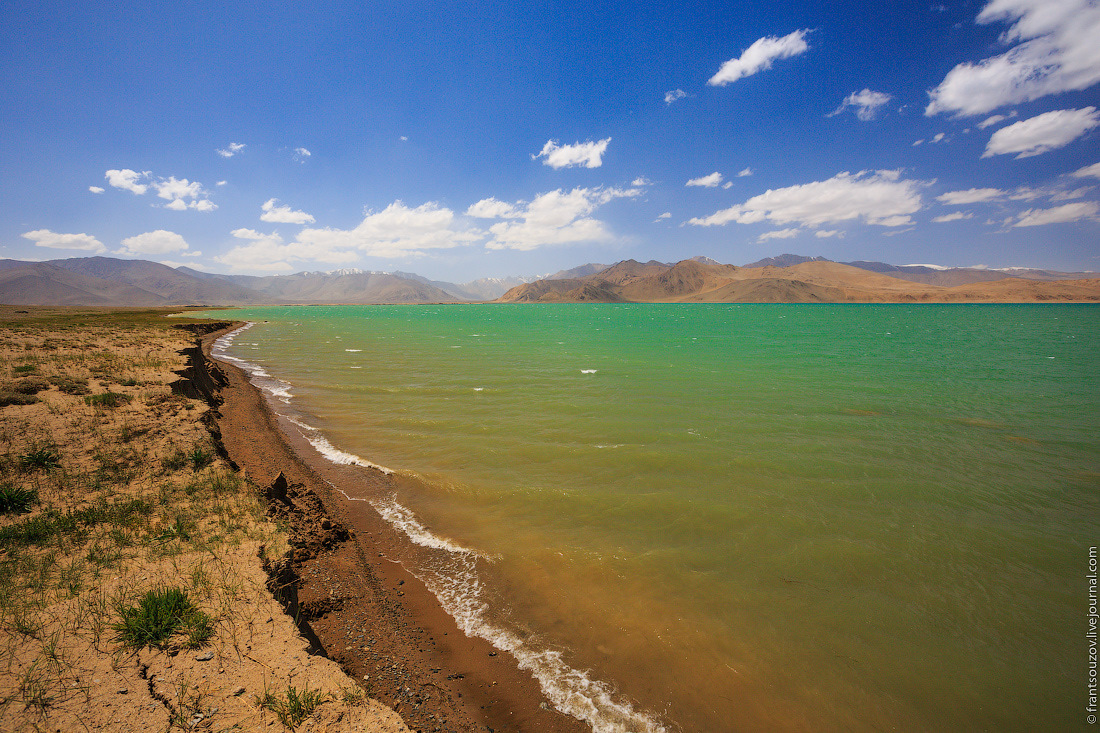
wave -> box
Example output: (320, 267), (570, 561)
(213, 322), (666, 733)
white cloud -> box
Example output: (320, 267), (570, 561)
(260, 198), (316, 225)
(926, 0), (1100, 116)
(154, 176), (216, 211)
(632, 177), (651, 186)
(814, 229), (843, 238)
(664, 89), (687, 104)
(466, 198), (522, 219)
(737, 167), (754, 177)
(655, 212), (672, 221)
(937, 188), (1006, 204)
(1071, 162), (1100, 178)
(930, 132), (947, 144)
(105, 169), (148, 195)
(758, 228), (800, 241)
(1050, 186), (1092, 201)
(296, 201), (482, 259)
(688, 170), (924, 229)
(104, 169), (214, 210)
(216, 230), (295, 272)
(294, 147), (311, 162)
(932, 211), (975, 222)
(217, 142), (245, 158)
(977, 111), (1018, 128)
(708, 29), (810, 86)
(216, 180), (227, 186)
(481, 186), (641, 251)
(22, 229), (106, 253)
(533, 138), (611, 169)
(88, 186), (104, 194)
(829, 89), (893, 121)
(117, 230), (190, 256)
(686, 172), (724, 188)
(982, 107), (1099, 158)
(1013, 201), (1099, 226)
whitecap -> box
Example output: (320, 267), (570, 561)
(345, 348), (363, 352)
(581, 369), (598, 374)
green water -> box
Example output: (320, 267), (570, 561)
(206, 304), (1099, 732)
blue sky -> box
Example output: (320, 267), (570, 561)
(2, 0), (1099, 281)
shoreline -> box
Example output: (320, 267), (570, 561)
(199, 323), (589, 733)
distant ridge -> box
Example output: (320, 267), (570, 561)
(0, 254), (1094, 306)
(496, 256), (1100, 304)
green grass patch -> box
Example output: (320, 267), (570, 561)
(255, 684), (328, 729)
(19, 447), (61, 471)
(111, 586), (213, 650)
(0, 499), (153, 549)
(0, 392), (39, 406)
(84, 392), (132, 408)
(0, 483), (38, 514)
(48, 375), (90, 395)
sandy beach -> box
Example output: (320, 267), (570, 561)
(198, 322), (589, 733)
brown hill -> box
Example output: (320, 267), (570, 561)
(0, 262), (167, 306)
(497, 258), (1100, 304)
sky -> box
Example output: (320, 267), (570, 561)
(2, 0), (1099, 282)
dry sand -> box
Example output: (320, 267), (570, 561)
(0, 309), (406, 732)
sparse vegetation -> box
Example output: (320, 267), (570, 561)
(84, 391), (132, 408)
(0, 483), (37, 514)
(256, 683), (328, 729)
(111, 586), (213, 650)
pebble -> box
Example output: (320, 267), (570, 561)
(195, 650), (214, 661)
(232, 686), (246, 696)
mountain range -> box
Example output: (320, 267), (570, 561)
(0, 255), (1095, 307)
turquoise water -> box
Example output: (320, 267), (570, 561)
(204, 304), (1099, 732)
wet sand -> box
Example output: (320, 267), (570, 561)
(200, 323), (589, 733)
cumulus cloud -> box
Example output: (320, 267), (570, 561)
(533, 138), (611, 169)
(982, 107), (1099, 158)
(260, 198), (316, 225)
(293, 147), (311, 162)
(217, 142), (245, 158)
(686, 172), (724, 188)
(708, 29), (810, 86)
(926, 0), (1100, 116)
(104, 169), (215, 210)
(655, 212), (672, 221)
(477, 186), (642, 251)
(829, 89), (893, 121)
(218, 201), (483, 270)
(465, 198), (522, 219)
(687, 170), (924, 229)
(664, 89), (687, 104)
(1013, 201), (1099, 226)
(22, 229), (106, 253)
(1071, 161), (1100, 178)
(117, 230), (190, 256)
(105, 169), (148, 195)
(937, 188), (1006, 204)
(932, 211), (975, 222)
(737, 167), (754, 177)
(89, 186), (105, 194)
(758, 228), (800, 241)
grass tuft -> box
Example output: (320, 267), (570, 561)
(256, 684), (328, 729)
(0, 483), (38, 514)
(111, 586), (213, 650)
(84, 392), (132, 408)
(19, 446), (61, 471)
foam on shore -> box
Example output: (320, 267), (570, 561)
(212, 323), (667, 733)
